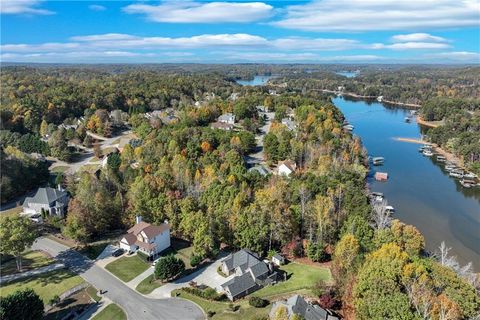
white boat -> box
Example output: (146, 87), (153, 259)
(449, 171), (464, 178)
(464, 172), (478, 179)
(372, 157), (385, 165)
(423, 150), (433, 157)
(436, 155), (446, 162)
(343, 124), (354, 131)
(460, 179), (476, 188)
(445, 165), (457, 172)
(385, 205), (395, 213)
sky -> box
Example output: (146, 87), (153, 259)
(1, 0), (479, 64)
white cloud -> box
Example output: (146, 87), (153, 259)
(123, 1), (273, 23)
(71, 33), (138, 42)
(1, 0), (54, 15)
(273, 0), (480, 31)
(88, 4), (106, 12)
(372, 42), (451, 50)
(391, 33), (447, 43)
(226, 51), (383, 62)
(424, 51), (480, 62)
(271, 37), (361, 51)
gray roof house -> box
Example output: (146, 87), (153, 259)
(218, 113), (236, 125)
(270, 295), (339, 320)
(281, 118), (297, 131)
(22, 186), (69, 217)
(220, 249), (280, 301)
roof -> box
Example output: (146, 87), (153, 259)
(272, 253), (284, 261)
(218, 113), (235, 122)
(248, 165), (270, 176)
(222, 249), (261, 272)
(286, 295), (330, 320)
(127, 221), (169, 239)
(249, 261), (269, 278)
(222, 272), (258, 298)
(279, 160), (296, 172)
(121, 233), (137, 245)
(23, 187), (67, 207)
(210, 121), (234, 130)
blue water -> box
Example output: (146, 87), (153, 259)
(333, 96), (480, 267)
(336, 71), (358, 78)
(236, 75), (273, 86)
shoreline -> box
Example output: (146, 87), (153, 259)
(416, 116), (441, 128)
(320, 89), (421, 108)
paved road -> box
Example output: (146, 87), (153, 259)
(0, 262), (65, 285)
(245, 111), (274, 166)
(33, 237), (205, 320)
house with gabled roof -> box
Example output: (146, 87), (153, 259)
(218, 113), (236, 125)
(277, 160), (297, 176)
(270, 295), (340, 320)
(119, 216), (170, 257)
(220, 249), (281, 301)
(22, 186), (69, 217)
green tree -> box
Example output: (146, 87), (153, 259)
(0, 216), (37, 271)
(154, 255), (185, 281)
(0, 288), (44, 320)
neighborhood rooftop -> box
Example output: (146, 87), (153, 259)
(23, 187), (67, 206)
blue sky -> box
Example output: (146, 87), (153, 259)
(1, 0), (479, 63)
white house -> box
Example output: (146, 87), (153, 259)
(272, 253), (285, 266)
(119, 216), (170, 257)
(22, 186), (69, 217)
(218, 113), (235, 125)
(277, 160), (297, 176)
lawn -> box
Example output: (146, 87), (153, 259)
(51, 166), (69, 173)
(0, 250), (55, 276)
(253, 262), (332, 298)
(78, 242), (110, 260)
(136, 274), (163, 294)
(86, 285), (102, 302)
(105, 255), (149, 282)
(92, 303), (126, 320)
(0, 206), (23, 217)
(0, 270), (85, 305)
(173, 289), (270, 320)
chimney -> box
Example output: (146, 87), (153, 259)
(57, 184), (63, 191)
(136, 215), (142, 224)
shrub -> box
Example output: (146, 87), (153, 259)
(0, 288), (44, 320)
(312, 280), (328, 297)
(154, 255), (185, 281)
(207, 310), (216, 318)
(183, 287), (225, 301)
(248, 296), (268, 308)
(48, 294), (60, 306)
(307, 241), (328, 262)
(190, 254), (202, 267)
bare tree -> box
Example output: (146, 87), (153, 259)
(371, 199), (392, 230)
(435, 241), (478, 288)
(299, 185), (311, 239)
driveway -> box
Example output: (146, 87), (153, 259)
(149, 254), (234, 298)
(32, 237), (204, 320)
(245, 111), (274, 166)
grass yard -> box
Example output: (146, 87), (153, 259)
(0, 250), (54, 276)
(0, 270), (85, 305)
(92, 303), (127, 320)
(51, 166), (69, 173)
(171, 239), (195, 269)
(86, 285), (102, 302)
(105, 255), (149, 282)
(0, 206), (23, 217)
(173, 289), (270, 320)
(78, 242), (110, 260)
(253, 262), (332, 299)
(136, 274), (164, 294)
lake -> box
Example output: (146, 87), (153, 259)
(236, 75), (273, 86)
(336, 71), (358, 78)
(333, 96), (480, 268)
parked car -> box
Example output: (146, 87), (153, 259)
(112, 248), (124, 257)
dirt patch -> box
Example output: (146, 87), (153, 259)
(44, 288), (96, 320)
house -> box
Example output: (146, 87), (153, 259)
(281, 118), (297, 131)
(220, 249), (280, 301)
(272, 253), (285, 266)
(278, 160), (297, 176)
(210, 122), (234, 131)
(22, 186), (69, 217)
(119, 216), (171, 258)
(270, 295), (339, 320)
(218, 113), (235, 125)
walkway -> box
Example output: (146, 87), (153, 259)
(33, 237), (205, 320)
(0, 262), (65, 285)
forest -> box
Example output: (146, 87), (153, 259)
(0, 65), (478, 319)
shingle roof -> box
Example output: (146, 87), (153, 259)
(223, 249), (260, 272)
(286, 295), (329, 320)
(127, 221), (169, 239)
(23, 187), (67, 207)
(222, 272), (258, 298)
(249, 261), (269, 278)
(122, 233), (137, 245)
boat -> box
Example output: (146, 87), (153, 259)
(370, 192), (384, 203)
(405, 117), (411, 123)
(385, 205), (395, 214)
(449, 171), (464, 178)
(418, 147), (425, 153)
(343, 124), (354, 131)
(464, 172), (478, 179)
(460, 179), (476, 188)
(445, 165), (457, 172)
(422, 149), (433, 157)
(374, 172), (389, 181)
(436, 155), (446, 162)
(372, 157), (385, 166)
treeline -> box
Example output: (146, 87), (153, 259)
(421, 98), (480, 174)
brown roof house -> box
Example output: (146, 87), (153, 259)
(119, 216), (171, 257)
